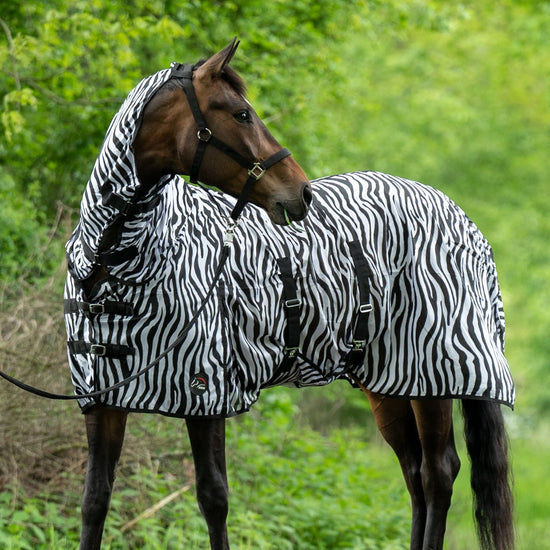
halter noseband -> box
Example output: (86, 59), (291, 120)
(170, 62), (291, 221)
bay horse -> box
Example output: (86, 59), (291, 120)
(65, 40), (514, 550)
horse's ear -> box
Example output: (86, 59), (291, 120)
(200, 37), (240, 77)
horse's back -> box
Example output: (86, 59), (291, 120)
(306, 171), (513, 407)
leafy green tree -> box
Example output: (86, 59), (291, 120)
(0, 0), (360, 282)
(0, 0), (360, 215)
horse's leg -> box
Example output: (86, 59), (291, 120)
(80, 407), (128, 550)
(410, 399), (460, 550)
(186, 417), (230, 550)
(367, 392), (426, 550)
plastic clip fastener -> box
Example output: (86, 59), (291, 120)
(223, 218), (239, 247)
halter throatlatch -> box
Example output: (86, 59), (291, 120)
(170, 62), (291, 221)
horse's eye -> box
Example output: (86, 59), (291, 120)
(234, 110), (252, 123)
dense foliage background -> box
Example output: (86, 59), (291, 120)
(1, 0), (549, 548)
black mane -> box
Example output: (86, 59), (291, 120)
(219, 65), (247, 97)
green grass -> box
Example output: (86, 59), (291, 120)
(2, 388), (549, 549)
(0, 390), (411, 549)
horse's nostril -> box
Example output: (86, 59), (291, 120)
(302, 183), (313, 207)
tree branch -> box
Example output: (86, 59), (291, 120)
(0, 18), (22, 96)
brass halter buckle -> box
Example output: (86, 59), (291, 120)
(248, 163), (265, 180)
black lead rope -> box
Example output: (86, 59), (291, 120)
(0, 244), (231, 401)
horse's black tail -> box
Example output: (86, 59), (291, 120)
(461, 399), (514, 550)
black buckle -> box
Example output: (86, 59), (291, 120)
(119, 198), (134, 216)
(352, 339), (366, 351)
(285, 347), (299, 357)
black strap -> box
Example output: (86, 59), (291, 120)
(101, 183), (161, 217)
(277, 257), (301, 368)
(176, 63), (210, 184)
(81, 237), (139, 266)
(64, 299), (134, 316)
(67, 340), (134, 357)
(260, 147), (292, 171)
(190, 138), (209, 184)
(169, 62), (191, 80)
(346, 240), (373, 368)
(229, 148), (291, 221)
(176, 63), (208, 129)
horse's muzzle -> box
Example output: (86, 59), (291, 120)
(273, 181), (312, 225)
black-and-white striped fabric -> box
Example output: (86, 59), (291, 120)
(65, 68), (174, 285)
(64, 69), (515, 417)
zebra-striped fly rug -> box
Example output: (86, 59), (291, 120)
(65, 70), (514, 417)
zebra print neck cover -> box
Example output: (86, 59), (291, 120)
(66, 68), (173, 284)
(65, 71), (514, 417)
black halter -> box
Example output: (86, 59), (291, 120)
(170, 63), (291, 221)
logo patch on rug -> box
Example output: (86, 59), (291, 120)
(190, 372), (209, 395)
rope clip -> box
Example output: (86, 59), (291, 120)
(223, 217), (239, 247)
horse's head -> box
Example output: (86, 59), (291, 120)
(134, 39), (311, 225)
